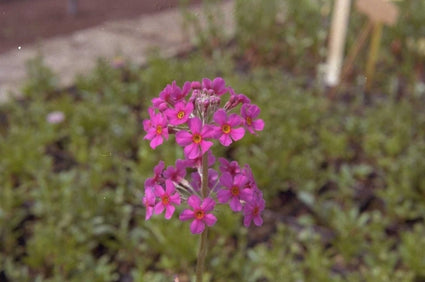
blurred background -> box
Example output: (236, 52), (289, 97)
(1, 0), (425, 281)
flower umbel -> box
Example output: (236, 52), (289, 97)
(142, 78), (265, 233)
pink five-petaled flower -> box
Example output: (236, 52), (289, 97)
(201, 77), (227, 96)
(144, 160), (165, 189)
(179, 195), (217, 234)
(176, 117), (214, 159)
(243, 197), (265, 227)
(165, 101), (193, 126)
(241, 104), (264, 134)
(217, 172), (252, 212)
(213, 109), (245, 146)
(142, 188), (156, 220)
(163, 159), (187, 183)
(154, 180), (181, 219)
(143, 109), (169, 149)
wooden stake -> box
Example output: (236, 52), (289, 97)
(325, 0), (352, 86)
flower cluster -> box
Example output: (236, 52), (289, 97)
(143, 78), (265, 234)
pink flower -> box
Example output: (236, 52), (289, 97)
(219, 157), (241, 176)
(179, 195), (217, 234)
(163, 159), (187, 183)
(165, 101), (193, 126)
(241, 104), (264, 134)
(143, 109), (169, 149)
(46, 111), (65, 124)
(201, 77), (227, 96)
(176, 117), (214, 159)
(154, 180), (181, 219)
(213, 109), (245, 146)
(243, 197), (265, 227)
(142, 188), (156, 220)
(152, 81), (191, 111)
(145, 160), (165, 188)
(217, 173), (252, 212)
(224, 88), (250, 110)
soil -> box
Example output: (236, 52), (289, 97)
(0, 0), (199, 54)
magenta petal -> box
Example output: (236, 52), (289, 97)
(190, 219), (205, 234)
(170, 193), (181, 205)
(165, 205), (175, 219)
(150, 136), (163, 149)
(154, 203), (165, 214)
(213, 109), (227, 125)
(185, 143), (201, 159)
(220, 173), (233, 188)
(217, 189), (231, 203)
(253, 216), (263, 226)
(187, 195), (202, 209)
(212, 77), (225, 91)
(219, 134), (232, 146)
(253, 119), (265, 131)
(189, 117), (202, 133)
(202, 125), (216, 139)
(229, 197), (242, 212)
(230, 127), (245, 141)
(200, 140), (213, 155)
(228, 114), (242, 126)
(154, 185), (165, 197)
(201, 197), (216, 212)
(179, 209), (195, 221)
(176, 131), (193, 146)
(204, 214), (217, 226)
(165, 180), (175, 194)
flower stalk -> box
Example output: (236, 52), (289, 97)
(196, 153), (209, 281)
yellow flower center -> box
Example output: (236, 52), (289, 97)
(193, 133), (202, 144)
(246, 117), (252, 126)
(177, 111), (185, 119)
(222, 124), (231, 134)
(195, 210), (205, 220)
(231, 186), (240, 196)
(156, 125), (162, 134)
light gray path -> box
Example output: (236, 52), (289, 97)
(0, 1), (234, 103)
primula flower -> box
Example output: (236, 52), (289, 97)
(179, 195), (217, 234)
(217, 173), (251, 212)
(243, 197), (265, 227)
(142, 188), (156, 220)
(154, 180), (181, 219)
(213, 109), (245, 146)
(224, 87), (250, 110)
(219, 157), (241, 176)
(163, 159), (187, 183)
(201, 77), (227, 96)
(143, 109), (169, 149)
(152, 81), (191, 111)
(145, 160), (165, 188)
(176, 117), (214, 159)
(165, 101), (193, 126)
(241, 104), (264, 134)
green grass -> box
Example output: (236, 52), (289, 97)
(1, 0), (425, 281)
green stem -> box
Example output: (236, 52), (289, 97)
(196, 227), (208, 282)
(196, 152), (209, 282)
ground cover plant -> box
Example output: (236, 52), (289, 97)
(1, 0), (425, 281)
